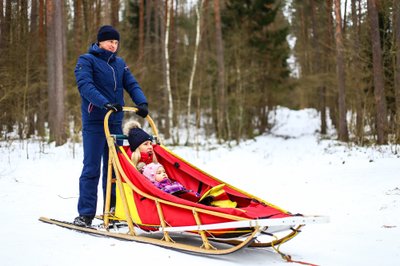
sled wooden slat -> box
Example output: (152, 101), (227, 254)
(39, 216), (259, 255)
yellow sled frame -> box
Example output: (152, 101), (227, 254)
(101, 107), (326, 255)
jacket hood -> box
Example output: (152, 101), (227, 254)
(88, 43), (117, 62)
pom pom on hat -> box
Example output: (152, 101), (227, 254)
(123, 120), (142, 135)
(97, 25), (120, 42)
(142, 163), (163, 182)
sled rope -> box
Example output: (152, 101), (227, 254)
(270, 229), (319, 266)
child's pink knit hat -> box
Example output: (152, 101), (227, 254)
(142, 162), (163, 182)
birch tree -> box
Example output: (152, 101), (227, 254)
(164, 0), (174, 141)
(186, 0), (203, 144)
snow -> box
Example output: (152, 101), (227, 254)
(1, 107), (399, 266)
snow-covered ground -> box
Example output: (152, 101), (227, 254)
(1, 107), (399, 266)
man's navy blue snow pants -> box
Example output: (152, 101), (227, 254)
(77, 122), (122, 218)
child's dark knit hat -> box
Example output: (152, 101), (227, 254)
(128, 127), (153, 151)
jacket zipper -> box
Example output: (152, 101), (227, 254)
(107, 55), (117, 92)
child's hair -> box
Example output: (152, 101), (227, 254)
(136, 162), (146, 173)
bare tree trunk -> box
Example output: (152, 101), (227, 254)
(82, 0), (89, 34)
(103, 0), (110, 25)
(164, 0), (174, 141)
(74, 0), (83, 56)
(155, 1), (169, 136)
(138, 0), (145, 72)
(310, 0), (326, 134)
(4, 1), (11, 51)
(46, 0), (66, 145)
(394, 0), (400, 142)
(342, 0), (348, 33)
(154, 0), (160, 62)
(111, 0), (119, 27)
(186, 0), (203, 144)
(367, 0), (388, 144)
(352, 0), (364, 142)
(95, 0), (102, 30)
(37, 0), (46, 137)
(213, 0), (226, 141)
(0, 0), (3, 48)
(46, 0), (55, 137)
(27, 0), (39, 137)
(334, 0), (349, 141)
(145, 0), (152, 54)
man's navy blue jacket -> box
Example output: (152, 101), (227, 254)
(75, 43), (147, 125)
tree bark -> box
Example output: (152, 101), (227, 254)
(138, 0), (145, 71)
(367, 0), (388, 144)
(111, 0), (119, 27)
(394, 1), (400, 142)
(35, 0), (46, 137)
(310, 0), (326, 134)
(351, 0), (364, 142)
(0, 0), (3, 48)
(103, 0), (110, 25)
(145, 0), (152, 57)
(186, 0), (203, 144)
(324, 0), (338, 130)
(46, 0), (66, 145)
(164, 0), (174, 141)
(334, 0), (349, 141)
(213, 0), (226, 141)
(74, 0), (83, 57)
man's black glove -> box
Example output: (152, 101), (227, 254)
(136, 103), (148, 118)
(104, 103), (123, 112)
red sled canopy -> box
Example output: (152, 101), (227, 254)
(115, 144), (292, 236)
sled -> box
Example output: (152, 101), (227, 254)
(40, 107), (328, 257)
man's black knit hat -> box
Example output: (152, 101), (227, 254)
(97, 25), (120, 42)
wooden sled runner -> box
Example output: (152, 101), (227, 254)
(40, 107), (328, 257)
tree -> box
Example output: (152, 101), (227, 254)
(213, 0), (226, 141)
(394, 0), (400, 141)
(310, 0), (326, 134)
(164, 0), (174, 141)
(350, 0), (365, 142)
(334, 0), (349, 141)
(367, 0), (388, 144)
(186, 0), (204, 144)
(110, 0), (119, 27)
(46, 0), (66, 145)
(138, 0), (145, 71)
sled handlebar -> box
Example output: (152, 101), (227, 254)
(104, 106), (161, 145)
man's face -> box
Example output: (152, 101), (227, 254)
(99, 40), (119, 53)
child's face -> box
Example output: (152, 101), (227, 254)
(155, 166), (168, 182)
(138, 140), (153, 154)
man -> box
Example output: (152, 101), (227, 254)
(74, 25), (148, 226)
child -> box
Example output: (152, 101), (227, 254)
(142, 162), (201, 201)
(142, 163), (187, 194)
(123, 120), (157, 168)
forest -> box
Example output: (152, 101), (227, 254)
(0, 0), (399, 147)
